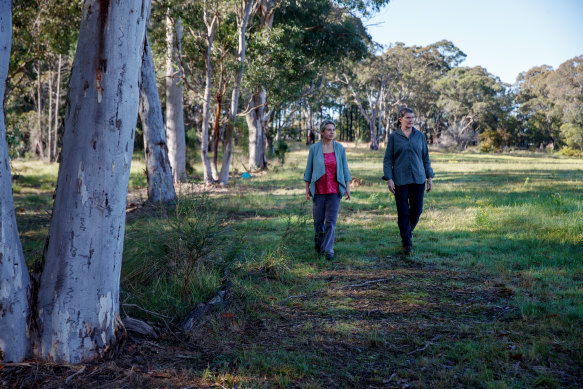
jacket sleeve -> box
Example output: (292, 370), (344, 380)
(422, 137), (434, 179)
(383, 134), (394, 180)
(341, 146), (351, 182)
(303, 146), (314, 182)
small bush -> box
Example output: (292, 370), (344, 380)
(557, 147), (582, 157)
(122, 195), (234, 320)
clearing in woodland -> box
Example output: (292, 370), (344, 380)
(2, 144), (582, 388)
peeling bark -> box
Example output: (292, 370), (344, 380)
(37, 0), (150, 364)
(0, 2), (32, 362)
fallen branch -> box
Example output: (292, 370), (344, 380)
(408, 335), (440, 355)
(179, 270), (232, 332)
(339, 276), (394, 289)
(123, 316), (159, 339)
(65, 365), (86, 383)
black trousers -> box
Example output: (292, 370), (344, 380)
(394, 183), (425, 248)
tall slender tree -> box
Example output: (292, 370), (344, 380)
(165, 11), (187, 182)
(139, 35), (177, 203)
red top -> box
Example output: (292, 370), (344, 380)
(315, 152), (338, 194)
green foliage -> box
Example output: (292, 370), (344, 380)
(274, 140), (289, 164)
(557, 147), (582, 157)
(122, 195), (233, 319)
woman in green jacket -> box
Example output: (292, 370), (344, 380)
(303, 120), (351, 260)
(383, 107), (434, 254)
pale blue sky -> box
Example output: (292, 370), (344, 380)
(366, 0), (583, 84)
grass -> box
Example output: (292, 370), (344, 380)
(6, 144), (583, 388)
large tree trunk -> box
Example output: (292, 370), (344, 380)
(246, 90), (267, 170)
(139, 35), (176, 204)
(0, 2), (31, 363)
(165, 14), (186, 183)
(218, 0), (255, 185)
(200, 14), (218, 184)
(37, 0), (149, 364)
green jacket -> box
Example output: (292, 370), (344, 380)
(303, 141), (352, 197)
(383, 128), (434, 186)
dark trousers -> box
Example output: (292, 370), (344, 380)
(313, 194), (341, 255)
(394, 183), (425, 248)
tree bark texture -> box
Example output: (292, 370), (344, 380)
(37, 0), (150, 364)
(0, 2), (32, 363)
(165, 14), (186, 183)
(139, 36), (176, 204)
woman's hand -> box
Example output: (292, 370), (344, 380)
(426, 177), (433, 193)
(305, 181), (312, 201)
(388, 179), (395, 194)
(344, 187), (351, 200)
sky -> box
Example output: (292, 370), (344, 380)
(366, 0), (583, 84)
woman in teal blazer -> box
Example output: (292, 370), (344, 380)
(303, 120), (352, 260)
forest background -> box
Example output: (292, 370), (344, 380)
(7, 0), (583, 169)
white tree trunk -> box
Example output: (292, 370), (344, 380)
(35, 61), (44, 159)
(200, 15), (218, 183)
(165, 14), (186, 183)
(48, 66), (53, 161)
(37, 0), (150, 364)
(218, 0), (255, 185)
(0, 2), (32, 363)
(139, 36), (176, 203)
(246, 90), (267, 170)
(53, 54), (62, 161)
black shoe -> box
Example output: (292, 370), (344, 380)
(325, 252), (334, 260)
(403, 246), (412, 255)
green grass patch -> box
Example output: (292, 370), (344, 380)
(11, 144), (583, 387)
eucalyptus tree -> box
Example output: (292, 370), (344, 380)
(435, 66), (505, 150)
(139, 35), (177, 203)
(243, 0), (371, 159)
(551, 56), (583, 150)
(0, 1), (30, 363)
(338, 53), (389, 150)
(515, 65), (562, 149)
(165, 9), (187, 182)
(1, 0), (150, 363)
(218, 0), (259, 184)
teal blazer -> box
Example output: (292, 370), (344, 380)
(303, 141), (352, 197)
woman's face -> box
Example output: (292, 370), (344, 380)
(399, 113), (414, 130)
(322, 124), (336, 141)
